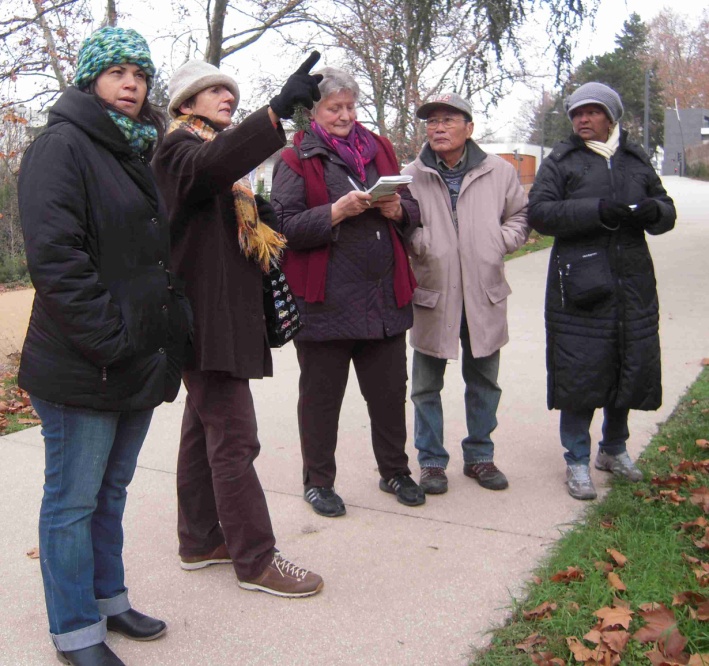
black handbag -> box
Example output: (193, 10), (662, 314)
(262, 262), (303, 347)
(557, 245), (614, 308)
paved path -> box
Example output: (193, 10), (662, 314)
(0, 287), (33, 364)
(1, 177), (707, 666)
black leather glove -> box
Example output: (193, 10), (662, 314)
(269, 51), (323, 120)
(598, 199), (632, 229)
(631, 198), (661, 228)
(255, 194), (277, 227)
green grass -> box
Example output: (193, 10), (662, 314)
(507, 231), (554, 261)
(471, 367), (709, 665)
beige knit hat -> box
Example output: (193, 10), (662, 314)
(167, 60), (240, 118)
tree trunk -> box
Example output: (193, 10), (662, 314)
(205, 0), (228, 67)
(101, 0), (118, 27)
(31, 0), (67, 91)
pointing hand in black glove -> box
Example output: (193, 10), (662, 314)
(598, 199), (632, 230)
(269, 51), (324, 120)
(255, 194), (278, 228)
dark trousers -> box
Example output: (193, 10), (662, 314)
(177, 370), (275, 580)
(295, 333), (411, 489)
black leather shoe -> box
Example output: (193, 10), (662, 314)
(106, 608), (167, 641)
(56, 642), (125, 666)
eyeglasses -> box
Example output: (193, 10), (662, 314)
(424, 116), (465, 129)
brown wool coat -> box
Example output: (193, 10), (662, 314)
(152, 107), (286, 378)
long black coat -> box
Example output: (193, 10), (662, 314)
(270, 129), (418, 342)
(18, 87), (191, 411)
(528, 131), (675, 411)
(152, 108), (285, 378)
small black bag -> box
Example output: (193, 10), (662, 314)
(558, 245), (614, 308)
(262, 262), (303, 347)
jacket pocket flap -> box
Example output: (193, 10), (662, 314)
(412, 287), (440, 309)
(485, 280), (512, 304)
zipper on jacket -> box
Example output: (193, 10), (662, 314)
(101, 367), (107, 384)
(558, 263), (568, 308)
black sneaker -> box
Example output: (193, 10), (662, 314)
(379, 474), (426, 506)
(419, 466), (448, 494)
(304, 486), (346, 517)
(463, 461), (509, 490)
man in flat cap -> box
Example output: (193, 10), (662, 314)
(403, 93), (530, 494)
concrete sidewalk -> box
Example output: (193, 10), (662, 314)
(1, 176), (707, 666)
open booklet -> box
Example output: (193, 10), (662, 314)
(363, 175), (414, 202)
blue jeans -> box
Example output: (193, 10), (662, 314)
(31, 396), (153, 651)
(411, 320), (501, 468)
(560, 407), (629, 465)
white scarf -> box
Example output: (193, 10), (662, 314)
(584, 122), (620, 160)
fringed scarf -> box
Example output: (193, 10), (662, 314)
(167, 115), (287, 272)
(310, 120), (378, 183)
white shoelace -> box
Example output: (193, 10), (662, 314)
(273, 553), (308, 581)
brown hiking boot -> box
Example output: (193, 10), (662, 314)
(238, 552), (323, 598)
(463, 461), (509, 490)
(180, 543), (231, 571)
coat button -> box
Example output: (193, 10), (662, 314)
(158, 260), (164, 267)
(159, 347), (165, 354)
(162, 304), (168, 311)
(151, 217), (158, 225)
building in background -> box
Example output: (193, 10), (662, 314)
(662, 108), (709, 176)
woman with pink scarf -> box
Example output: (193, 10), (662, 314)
(271, 67), (425, 517)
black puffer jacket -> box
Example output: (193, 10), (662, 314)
(270, 129), (418, 341)
(528, 131), (675, 411)
(18, 87), (191, 411)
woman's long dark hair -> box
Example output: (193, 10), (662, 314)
(84, 77), (166, 151)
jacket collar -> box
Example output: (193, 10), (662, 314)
(419, 138), (487, 172)
(549, 127), (649, 164)
(48, 87), (134, 158)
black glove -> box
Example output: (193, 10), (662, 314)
(598, 199), (632, 229)
(269, 51), (323, 120)
(631, 198), (661, 228)
(255, 194), (277, 227)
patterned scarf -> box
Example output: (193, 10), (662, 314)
(107, 109), (157, 155)
(167, 115), (286, 272)
(310, 120), (378, 182)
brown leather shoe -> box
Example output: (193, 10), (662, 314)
(238, 552), (323, 598)
(180, 543), (231, 571)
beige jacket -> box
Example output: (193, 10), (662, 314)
(403, 141), (529, 359)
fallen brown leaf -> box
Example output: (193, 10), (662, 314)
(606, 548), (627, 568)
(690, 487), (709, 513)
(680, 517), (709, 531)
(26, 546), (39, 559)
(594, 606), (634, 630)
(697, 439), (709, 449)
(688, 655), (709, 666)
(633, 603), (688, 660)
(550, 566), (585, 584)
(524, 601), (558, 621)
(530, 652), (566, 665)
(660, 490), (687, 505)
(566, 636), (595, 662)
(607, 572), (627, 592)
(672, 591), (707, 608)
(515, 632), (547, 653)
(595, 561), (614, 574)
(659, 446), (669, 453)
(652, 474), (696, 488)
(602, 630), (630, 654)
(693, 528), (709, 550)
(567, 602), (580, 613)
(697, 601), (709, 622)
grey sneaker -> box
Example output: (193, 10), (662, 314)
(595, 450), (643, 482)
(566, 464), (597, 500)
(419, 467), (448, 494)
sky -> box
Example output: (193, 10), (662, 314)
(74, 0), (709, 140)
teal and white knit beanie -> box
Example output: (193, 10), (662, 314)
(74, 26), (155, 90)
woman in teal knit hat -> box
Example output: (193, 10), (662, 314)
(18, 26), (191, 666)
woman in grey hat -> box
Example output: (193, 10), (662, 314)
(528, 82), (676, 500)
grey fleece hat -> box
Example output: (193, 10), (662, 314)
(168, 60), (240, 118)
(565, 82), (624, 123)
